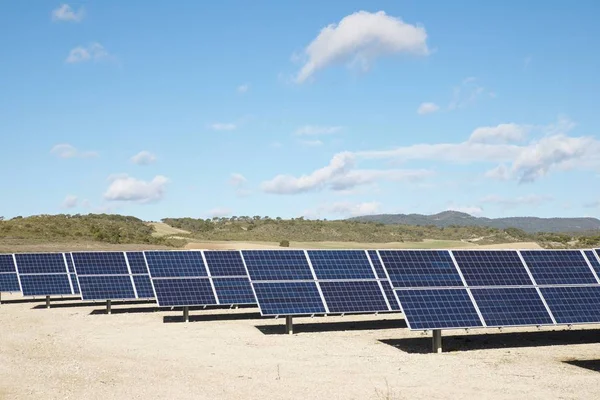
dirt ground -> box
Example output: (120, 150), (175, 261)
(1, 292), (599, 400)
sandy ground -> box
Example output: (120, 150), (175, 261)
(0, 292), (599, 400)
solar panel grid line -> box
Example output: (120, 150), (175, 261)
(12, 254), (23, 292)
(200, 250), (220, 305)
(448, 251), (487, 327)
(589, 250), (600, 278)
(303, 249), (330, 314)
(238, 250), (264, 315)
(375, 250), (406, 310)
(363, 250), (392, 311)
(62, 253), (75, 295)
(122, 252), (139, 299)
(580, 249), (600, 284)
(141, 251), (160, 302)
(69, 253), (83, 299)
(367, 250), (401, 310)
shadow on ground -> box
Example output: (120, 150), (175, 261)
(31, 299), (156, 310)
(380, 328), (600, 354)
(163, 311), (262, 323)
(564, 359), (600, 373)
(1, 296), (80, 305)
(256, 317), (407, 335)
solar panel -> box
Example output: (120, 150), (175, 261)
(124, 252), (153, 299)
(0, 254), (20, 292)
(126, 252), (149, 274)
(540, 286), (600, 324)
(380, 280), (401, 310)
(14, 253), (75, 296)
(72, 252), (130, 275)
(71, 252), (140, 300)
(212, 277), (256, 304)
(151, 278), (216, 307)
(70, 273), (79, 294)
(319, 281), (389, 313)
(584, 250), (600, 278)
(144, 251), (207, 278)
(520, 250), (598, 285)
(470, 288), (554, 327)
(394, 288), (483, 330)
(307, 250), (375, 280)
(367, 250), (401, 310)
(252, 281), (326, 316)
(204, 251), (247, 277)
(132, 274), (154, 298)
(241, 250), (313, 281)
(367, 250), (387, 279)
(378, 250), (464, 288)
(452, 250), (533, 286)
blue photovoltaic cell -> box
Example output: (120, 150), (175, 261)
(144, 251), (208, 278)
(152, 278), (216, 307)
(253, 281), (326, 315)
(204, 251), (247, 277)
(126, 252), (149, 274)
(242, 250), (313, 281)
(0, 273), (20, 292)
(308, 250), (376, 280)
(452, 250), (533, 286)
(381, 280), (401, 310)
(20, 275), (72, 296)
(78, 275), (136, 300)
(521, 250), (597, 285)
(70, 274), (79, 294)
(471, 288), (553, 327)
(15, 253), (67, 274)
(367, 250), (387, 280)
(584, 250), (600, 278)
(212, 277), (256, 304)
(132, 275), (155, 298)
(71, 252), (129, 275)
(320, 281), (388, 313)
(379, 250), (464, 289)
(540, 286), (600, 324)
(0, 254), (15, 273)
(395, 288), (483, 330)
(65, 254), (75, 273)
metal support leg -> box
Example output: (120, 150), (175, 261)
(285, 315), (293, 335)
(106, 300), (112, 315)
(46, 296), (51, 309)
(432, 329), (442, 353)
(0, 292), (2, 304)
(183, 306), (189, 323)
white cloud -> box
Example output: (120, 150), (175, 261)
(294, 125), (343, 136)
(481, 194), (552, 209)
(300, 139), (323, 147)
(103, 175), (169, 203)
(417, 102), (439, 115)
(131, 151), (157, 166)
(50, 144), (98, 159)
(65, 43), (110, 64)
(237, 84), (250, 93)
(304, 201), (381, 218)
(261, 152), (432, 194)
(209, 123), (237, 131)
(207, 207), (232, 218)
(52, 4), (84, 22)
(295, 10), (429, 83)
(229, 173), (247, 187)
(61, 195), (78, 209)
(469, 123), (529, 144)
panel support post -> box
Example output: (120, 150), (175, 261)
(0, 292), (2, 304)
(285, 315), (293, 335)
(106, 300), (112, 315)
(183, 306), (189, 323)
(46, 295), (51, 309)
(432, 329), (442, 354)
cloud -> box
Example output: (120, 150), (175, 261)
(300, 139), (324, 147)
(209, 123), (237, 131)
(61, 195), (78, 209)
(261, 152), (432, 194)
(65, 43), (110, 64)
(103, 175), (169, 203)
(207, 207), (232, 218)
(50, 144), (98, 159)
(237, 84), (250, 93)
(304, 201), (381, 219)
(52, 4), (84, 22)
(481, 194), (552, 209)
(229, 173), (247, 187)
(131, 151), (157, 166)
(448, 77), (491, 110)
(469, 123), (529, 144)
(417, 102), (439, 115)
(295, 10), (429, 83)
(294, 125), (343, 136)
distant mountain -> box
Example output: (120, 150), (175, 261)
(349, 211), (600, 233)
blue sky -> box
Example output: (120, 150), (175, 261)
(1, 1), (599, 221)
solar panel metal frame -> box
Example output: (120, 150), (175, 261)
(14, 252), (77, 297)
(0, 254), (21, 293)
(144, 250), (256, 308)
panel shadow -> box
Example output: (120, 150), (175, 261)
(564, 359), (600, 373)
(380, 328), (600, 354)
(163, 311), (262, 323)
(256, 317), (407, 335)
(32, 299), (156, 309)
(1, 296), (80, 305)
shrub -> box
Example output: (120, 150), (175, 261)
(279, 240), (290, 247)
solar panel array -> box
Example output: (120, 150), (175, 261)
(0, 254), (20, 292)
(144, 250), (255, 307)
(242, 250), (396, 316)
(379, 249), (600, 330)
(14, 253), (76, 296)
